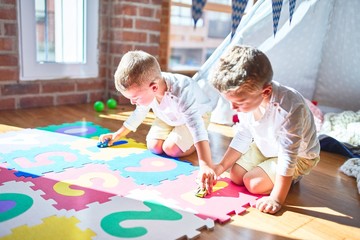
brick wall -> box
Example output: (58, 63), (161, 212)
(104, 0), (169, 104)
(0, 0), (169, 110)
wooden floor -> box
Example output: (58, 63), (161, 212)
(0, 103), (359, 239)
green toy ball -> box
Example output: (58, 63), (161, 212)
(94, 101), (105, 112)
(107, 98), (117, 109)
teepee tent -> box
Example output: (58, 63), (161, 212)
(194, 0), (360, 124)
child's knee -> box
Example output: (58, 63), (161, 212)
(147, 140), (164, 155)
(230, 165), (245, 186)
(162, 143), (181, 157)
(148, 146), (163, 155)
(243, 175), (256, 193)
(243, 172), (273, 194)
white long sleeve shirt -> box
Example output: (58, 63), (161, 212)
(123, 72), (216, 143)
(230, 81), (320, 177)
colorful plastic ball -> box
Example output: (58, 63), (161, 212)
(106, 98), (117, 109)
(94, 101), (105, 112)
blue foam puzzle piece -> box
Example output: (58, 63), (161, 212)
(14, 171), (40, 178)
(2, 144), (92, 176)
(107, 150), (198, 186)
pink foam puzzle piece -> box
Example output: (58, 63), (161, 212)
(38, 163), (146, 197)
(135, 171), (265, 223)
(26, 169), (116, 211)
(194, 177), (263, 223)
(0, 167), (19, 186)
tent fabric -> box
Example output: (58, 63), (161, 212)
(193, 0), (360, 125)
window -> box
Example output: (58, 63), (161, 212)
(18, 0), (99, 81)
(171, 4), (202, 27)
(169, 0), (253, 72)
(169, 0), (231, 71)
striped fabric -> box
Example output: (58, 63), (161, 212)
(289, 0), (297, 23)
(231, 0), (249, 38)
(191, 0), (298, 37)
(272, 0), (284, 36)
(192, 0), (207, 28)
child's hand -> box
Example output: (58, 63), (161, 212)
(99, 133), (115, 146)
(255, 196), (282, 214)
(197, 165), (217, 195)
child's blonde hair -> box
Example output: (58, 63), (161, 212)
(114, 50), (162, 92)
(210, 45), (273, 93)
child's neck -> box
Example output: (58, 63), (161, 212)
(155, 77), (167, 103)
(254, 96), (270, 121)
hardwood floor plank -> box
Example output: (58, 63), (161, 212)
(0, 103), (359, 239)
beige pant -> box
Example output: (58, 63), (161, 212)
(236, 143), (320, 183)
(146, 112), (211, 152)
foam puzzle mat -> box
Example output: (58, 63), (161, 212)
(37, 121), (111, 139)
(0, 126), (263, 239)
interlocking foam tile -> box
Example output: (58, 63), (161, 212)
(125, 189), (182, 212)
(25, 171), (116, 211)
(0, 167), (18, 185)
(128, 171), (263, 223)
(70, 137), (146, 161)
(24, 163), (142, 211)
(0, 129), (80, 154)
(37, 121), (110, 139)
(0, 125), (262, 238)
(0, 216), (96, 240)
(107, 150), (197, 186)
(0, 181), (62, 237)
(74, 195), (214, 240)
(38, 163), (145, 197)
(3, 144), (93, 177)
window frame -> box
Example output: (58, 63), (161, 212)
(18, 0), (99, 81)
(169, 1), (232, 73)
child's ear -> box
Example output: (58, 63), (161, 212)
(262, 85), (272, 97)
(149, 82), (158, 92)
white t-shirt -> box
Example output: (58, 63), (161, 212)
(230, 81), (320, 177)
(124, 72), (217, 143)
